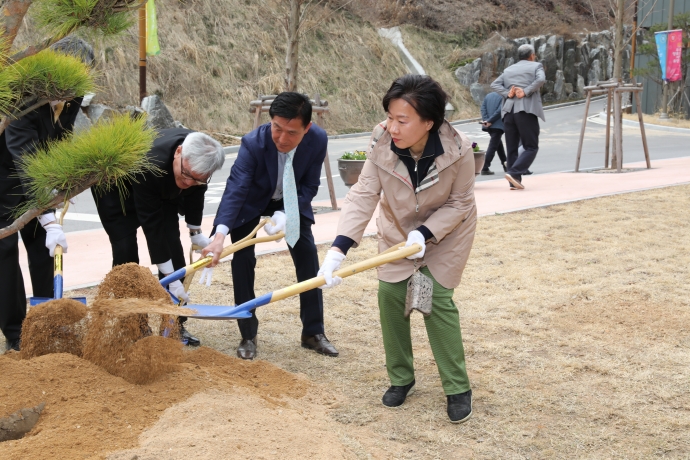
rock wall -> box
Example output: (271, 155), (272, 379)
(456, 29), (632, 106)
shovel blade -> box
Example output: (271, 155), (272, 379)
(185, 304), (253, 320)
(29, 297), (53, 306)
(29, 297), (87, 306)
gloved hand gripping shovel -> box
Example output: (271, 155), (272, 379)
(184, 242), (423, 320)
(29, 201), (87, 306)
(159, 217), (285, 304)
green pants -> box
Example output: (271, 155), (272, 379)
(378, 266), (470, 395)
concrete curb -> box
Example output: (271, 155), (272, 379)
(596, 112), (690, 133)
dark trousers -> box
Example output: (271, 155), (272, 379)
(92, 187), (188, 322)
(230, 199), (324, 340)
(483, 128), (507, 171)
(0, 218), (53, 342)
(92, 187), (140, 265)
(504, 111), (540, 182)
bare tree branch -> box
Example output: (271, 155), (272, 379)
(587, 0), (599, 28)
(0, 0), (33, 47)
(9, 33), (69, 63)
(299, 0), (356, 35)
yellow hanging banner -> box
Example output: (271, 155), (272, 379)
(146, 0), (160, 56)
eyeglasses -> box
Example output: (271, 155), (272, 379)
(180, 163), (211, 186)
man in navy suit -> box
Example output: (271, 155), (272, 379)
(203, 92), (338, 360)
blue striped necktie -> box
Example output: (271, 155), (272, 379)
(283, 149), (299, 247)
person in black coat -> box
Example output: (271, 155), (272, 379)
(92, 128), (225, 346)
(0, 37), (93, 352)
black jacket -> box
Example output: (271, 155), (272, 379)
(0, 99), (83, 219)
(109, 128), (207, 264)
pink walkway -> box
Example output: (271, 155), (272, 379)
(18, 156), (690, 294)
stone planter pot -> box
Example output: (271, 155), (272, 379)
(473, 150), (486, 176)
(338, 159), (365, 187)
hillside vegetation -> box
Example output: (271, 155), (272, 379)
(15, 0), (614, 136)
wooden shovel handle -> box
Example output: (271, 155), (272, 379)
(184, 218), (285, 278)
(269, 243), (420, 303)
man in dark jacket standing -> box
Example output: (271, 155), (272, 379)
(93, 128), (225, 346)
(0, 37), (93, 352)
(479, 91), (507, 175)
(202, 92), (338, 360)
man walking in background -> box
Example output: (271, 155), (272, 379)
(479, 91), (507, 175)
(490, 44), (545, 190)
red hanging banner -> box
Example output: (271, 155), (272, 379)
(665, 29), (684, 82)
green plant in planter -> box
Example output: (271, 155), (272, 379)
(340, 150), (367, 160)
(471, 142), (481, 152)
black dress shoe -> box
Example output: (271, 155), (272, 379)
(382, 379), (415, 407)
(301, 334), (338, 357)
(237, 338), (257, 360)
(5, 338), (20, 352)
(480, 169), (494, 175)
(447, 390), (473, 423)
(180, 325), (200, 347)
(524, 169), (533, 175)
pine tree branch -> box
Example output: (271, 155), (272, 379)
(0, 175), (97, 240)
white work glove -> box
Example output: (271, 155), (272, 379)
(404, 230), (426, 259)
(264, 211), (286, 242)
(157, 260), (175, 276)
(198, 266), (213, 287)
(168, 280), (189, 304)
(190, 232), (212, 252)
(44, 223), (68, 257)
(318, 249), (346, 288)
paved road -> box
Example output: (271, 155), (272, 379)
(59, 99), (690, 233)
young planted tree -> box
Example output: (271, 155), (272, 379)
(0, 0), (158, 238)
(261, 0), (353, 91)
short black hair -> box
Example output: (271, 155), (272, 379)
(382, 75), (448, 133)
(269, 92), (312, 128)
(50, 36), (95, 67)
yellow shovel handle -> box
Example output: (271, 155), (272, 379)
(184, 218), (285, 278)
(269, 243), (421, 303)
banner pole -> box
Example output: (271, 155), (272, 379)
(139, 4), (147, 103)
(659, 0), (675, 119)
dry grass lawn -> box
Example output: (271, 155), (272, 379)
(168, 184), (690, 458)
(41, 184), (690, 457)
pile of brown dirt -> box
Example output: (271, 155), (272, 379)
(95, 263), (170, 301)
(0, 348), (329, 459)
(80, 264), (190, 384)
(20, 299), (88, 359)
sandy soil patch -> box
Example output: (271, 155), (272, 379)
(1, 184), (689, 459)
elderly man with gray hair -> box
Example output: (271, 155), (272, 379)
(93, 128), (225, 346)
(490, 44), (546, 190)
